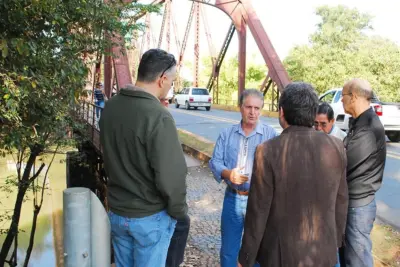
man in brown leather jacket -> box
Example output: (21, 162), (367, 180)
(238, 82), (348, 267)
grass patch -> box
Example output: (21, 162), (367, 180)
(177, 129), (215, 156)
(372, 224), (400, 266)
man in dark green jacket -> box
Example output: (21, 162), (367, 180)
(99, 49), (187, 267)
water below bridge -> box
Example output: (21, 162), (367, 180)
(0, 153), (65, 267)
(0, 152), (201, 267)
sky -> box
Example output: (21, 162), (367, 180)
(138, 0), (400, 79)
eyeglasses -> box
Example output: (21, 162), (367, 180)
(341, 92), (352, 98)
(159, 56), (176, 78)
(314, 121), (328, 128)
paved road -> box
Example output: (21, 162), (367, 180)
(168, 105), (400, 230)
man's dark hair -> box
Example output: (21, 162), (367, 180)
(137, 49), (176, 83)
(317, 102), (334, 121)
(278, 82), (319, 127)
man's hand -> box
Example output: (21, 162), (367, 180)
(228, 167), (249, 185)
(237, 262), (243, 267)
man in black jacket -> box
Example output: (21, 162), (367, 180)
(341, 78), (386, 267)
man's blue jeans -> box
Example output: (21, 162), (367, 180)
(220, 189), (260, 267)
(95, 100), (104, 119)
(334, 251), (340, 267)
(109, 210), (176, 267)
(344, 199), (376, 267)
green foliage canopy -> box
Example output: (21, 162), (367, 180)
(0, 0), (158, 153)
(284, 5), (400, 102)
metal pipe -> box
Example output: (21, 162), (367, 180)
(193, 2), (200, 87)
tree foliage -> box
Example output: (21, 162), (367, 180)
(0, 0), (158, 265)
(284, 5), (400, 102)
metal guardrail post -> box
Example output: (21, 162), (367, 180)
(63, 188), (91, 267)
(63, 187), (110, 267)
(90, 189), (111, 266)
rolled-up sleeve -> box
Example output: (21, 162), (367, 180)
(209, 130), (228, 183)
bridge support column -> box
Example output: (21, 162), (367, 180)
(237, 17), (246, 104)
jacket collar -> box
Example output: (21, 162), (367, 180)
(120, 86), (160, 102)
(281, 125), (314, 134)
(350, 107), (374, 128)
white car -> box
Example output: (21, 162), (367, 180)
(319, 88), (400, 142)
(174, 87), (212, 111)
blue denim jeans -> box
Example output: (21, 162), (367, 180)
(344, 199), (376, 267)
(334, 251), (340, 267)
(220, 189), (260, 267)
(109, 210), (176, 267)
(95, 100), (104, 119)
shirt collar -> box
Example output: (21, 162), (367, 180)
(328, 125), (335, 134)
(235, 121), (263, 137)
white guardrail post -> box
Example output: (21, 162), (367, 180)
(63, 187), (110, 267)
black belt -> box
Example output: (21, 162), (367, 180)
(227, 186), (249, 196)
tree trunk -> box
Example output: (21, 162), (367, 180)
(0, 147), (40, 266)
(0, 184), (29, 266)
(23, 207), (41, 267)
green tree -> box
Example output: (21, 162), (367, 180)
(0, 1), (158, 266)
(310, 5), (373, 49)
(284, 5), (400, 102)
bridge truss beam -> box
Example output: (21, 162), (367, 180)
(102, 0), (290, 110)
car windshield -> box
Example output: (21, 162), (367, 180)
(371, 91), (380, 103)
(192, 88), (209, 95)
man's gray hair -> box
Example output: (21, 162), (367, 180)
(345, 78), (374, 101)
(239, 89), (264, 107)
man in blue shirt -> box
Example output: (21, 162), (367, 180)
(209, 89), (277, 267)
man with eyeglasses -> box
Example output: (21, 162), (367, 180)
(100, 48), (188, 267)
(339, 78), (386, 267)
(315, 102), (347, 141)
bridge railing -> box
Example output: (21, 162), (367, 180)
(74, 101), (103, 154)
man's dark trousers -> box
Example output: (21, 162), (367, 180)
(166, 214), (190, 267)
